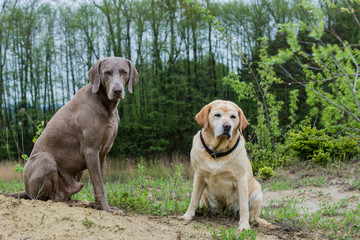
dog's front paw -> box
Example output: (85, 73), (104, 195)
(181, 213), (194, 222)
(238, 221), (250, 233)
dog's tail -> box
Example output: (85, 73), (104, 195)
(1, 191), (29, 199)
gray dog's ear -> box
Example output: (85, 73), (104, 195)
(238, 107), (248, 135)
(88, 59), (103, 94)
(126, 60), (139, 94)
(195, 104), (211, 129)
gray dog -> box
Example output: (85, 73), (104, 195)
(4, 57), (138, 212)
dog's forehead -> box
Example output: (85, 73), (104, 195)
(102, 58), (129, 70)
(211, 101), (238, 113)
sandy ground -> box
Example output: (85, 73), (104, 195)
(2, 185), (356, 240)
(0, 194), (284, 240)
(0, 195), (215, 240)
(1, 162), (359, 240)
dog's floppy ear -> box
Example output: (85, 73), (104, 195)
(195, 104), (211, 129)
(126, 60), (139, 94)
(88, 59), (103, 94)
(238, 107), (248, 135)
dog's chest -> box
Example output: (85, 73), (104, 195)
(100, 117), (119, 154)
(204, 160), (226, 175)
(201, 160), (239, 187)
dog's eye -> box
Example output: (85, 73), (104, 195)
(120, 70), (127, 75)
(105, 71), (112, 76)
(214, 113), (221, 117)
(230, 115), (236, 119)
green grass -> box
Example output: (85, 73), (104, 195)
(262, 196), (360, 239)
(1, 161), (360, 239)
(211, 226), (258, 240)
(262, 196), (302, 225)
(351, 179), (360, 191)
(267, 176), (327, 191)
(0, 180), (24, 193)
(73, 163), (192, 215)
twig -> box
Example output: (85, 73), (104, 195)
(279, 65), (360, 122)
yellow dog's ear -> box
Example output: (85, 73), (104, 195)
(195, 104), (211, 129)
(238, 107), (248, 135)
(88, 59), (104, 93)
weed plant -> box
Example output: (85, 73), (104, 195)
(0, 180), (24, 193)
(262, 197), (360, 239)
(73, 163), (192, 215)
(211, 226), (258, 240)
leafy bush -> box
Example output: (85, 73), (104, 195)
(285, 126), (359, 165)
(312, 149), (331, 166)
(258, 167), (275, 180)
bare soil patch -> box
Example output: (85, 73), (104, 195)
(0, 160), (359, 239)
(0, 195), (328, 240)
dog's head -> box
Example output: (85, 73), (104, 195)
(195, 100), (248, 139)
(88, 57), (139, 100)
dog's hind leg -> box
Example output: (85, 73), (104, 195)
(249, 187), (272, 227)
(24, 152), (58, 201)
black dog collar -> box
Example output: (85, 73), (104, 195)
(199, 129), (241, 160)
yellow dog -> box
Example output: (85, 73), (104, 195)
(182, 100), (270, 232)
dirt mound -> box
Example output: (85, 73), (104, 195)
(0, 195), (317, 240)
(1, 161), (359, 239)
(0, 195), (210, 240)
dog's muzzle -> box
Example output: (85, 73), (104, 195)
(112, 85), (124, 99)
(221, 123), (232, 138)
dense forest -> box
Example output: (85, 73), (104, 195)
(0, 0), (359, 167)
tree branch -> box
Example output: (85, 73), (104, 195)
(279, 65), (360, 122)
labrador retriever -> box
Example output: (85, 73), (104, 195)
(3, 57), (138, 212)
(182, 100), (271, 232)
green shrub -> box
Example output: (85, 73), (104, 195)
(311, 149), (331, 166)
(258, 167), (275, 180)
(328, 136), (360, 161)
(285, 126), (360, 165)
(247, 143), (279, 173)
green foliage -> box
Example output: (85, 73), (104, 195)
(13, 163), (24, 173)
(262, 195), (360, 239)
(0, 180), (24, 193)
(258, 167), (275, 180)
(268, 175), (327, 191)
(351, 179), (360, 191)
(32, 121), (44, 143)
(73, 163), (192, 215)
(13, 121), (44, 173)
(82, 218), (95, 228)
(285, 126), (360, 165)
(211, 226), (258, 240)
(263, 0), (360, 135)
(262, 196), (301, 225)
(312, 149), (331, 166)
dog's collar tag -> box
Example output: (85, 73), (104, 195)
(200, 129), (241, 160)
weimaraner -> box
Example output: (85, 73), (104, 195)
(3, 57), (138, 212)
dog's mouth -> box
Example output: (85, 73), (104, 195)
(108, 90), (124, 100)
(113, 93), (123, 99)
(219, 132), (232, 139)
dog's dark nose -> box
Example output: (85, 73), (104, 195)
(113, 86), (123, 94)
(223, 123), (231, 132)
